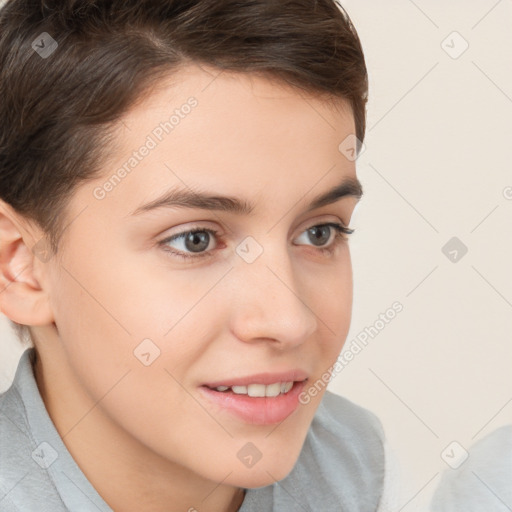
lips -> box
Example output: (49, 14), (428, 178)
(199, 370), (309, 425)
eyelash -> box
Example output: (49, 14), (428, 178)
(158, 222), (355, 262)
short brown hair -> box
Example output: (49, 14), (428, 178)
(0, 0), (368, 344)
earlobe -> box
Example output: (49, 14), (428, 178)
(0, 201), (55, 326)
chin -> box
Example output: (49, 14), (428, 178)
(223, 452), (301, 489)
(231, 468), (292, 489)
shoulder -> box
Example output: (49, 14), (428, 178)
(0, 350), (67, 512)
(313, 389), (385, 441)
(0, 368), (33, 458)
(0, 378), (34, 510)
(0, 351), (34, 447)
(305, 390), (386, 486)
(431, 425), (512, 511)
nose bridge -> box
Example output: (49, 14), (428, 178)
(229, 236), (318, 346)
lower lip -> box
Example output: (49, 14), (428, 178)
(198, 380), (307, 425)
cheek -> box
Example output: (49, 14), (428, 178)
(50, 236), (224, 389)
(306, 249), (353, 344)
(112, 245), (228, 336)
(48, 247), (150, 401)
(50, 278), (135, 401)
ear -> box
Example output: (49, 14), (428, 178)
(0, 200), (55, 326)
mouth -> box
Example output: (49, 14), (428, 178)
(198, 377), (308, 425)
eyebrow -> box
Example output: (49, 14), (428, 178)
(129, 176), (363, 217)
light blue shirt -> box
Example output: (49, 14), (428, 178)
(431, 425), (512, 512)
(1, 348), (386, 511)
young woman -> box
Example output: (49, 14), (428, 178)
(0, 1), (398, 510)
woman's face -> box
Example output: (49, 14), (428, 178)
(36, 64), (362, 489)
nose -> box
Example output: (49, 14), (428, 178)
(228, 244), (318, 349)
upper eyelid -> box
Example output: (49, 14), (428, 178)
(161, 213), (351, 239)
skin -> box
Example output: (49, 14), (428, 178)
(0, 64), (361, 512)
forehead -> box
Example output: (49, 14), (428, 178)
(126, 63), (352, 124)
(66, 64), (357, 228)
(116, 62), (355, 153)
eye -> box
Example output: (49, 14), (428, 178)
(158, 222), (354, 261)
(294, 222), (354, 255)
(158, 227), (219, 261)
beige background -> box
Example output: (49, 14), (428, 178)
(1, 1), (511, 510)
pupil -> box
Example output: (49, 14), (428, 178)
(185, 232), (209, 253)
(310, 226), (330, 246)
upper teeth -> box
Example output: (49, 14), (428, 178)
(213, 382), (294, 397)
